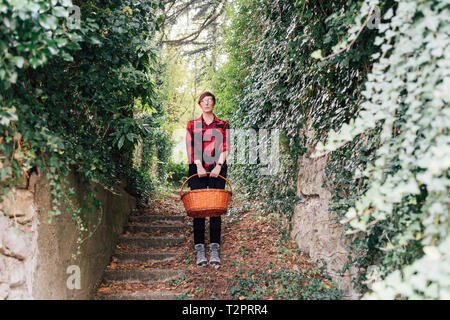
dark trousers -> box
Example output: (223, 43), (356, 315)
(188, 163), (227, 245)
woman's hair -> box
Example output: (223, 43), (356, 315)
(197, 91), (216, 106)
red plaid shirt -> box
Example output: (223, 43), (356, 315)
(186, 113), (230, 171)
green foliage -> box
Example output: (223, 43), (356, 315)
(170, 273), (188, 286)
(314, 0), (450, 299)
(0, 0), (87, 87)
(215, 0), (448, 299)
(136, 112), (174, 198)
(166, 161), (189, 187)
(214, 0), (378, 282)
(123, 166), (155, 206)
(0, 0), (168, 257)
(228, 269), (341, 300)
(158, 47), (197, 134)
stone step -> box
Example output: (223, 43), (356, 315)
(113, 252), (182, 264)
(119, 237), (185, 248)
(102, 269), (185, 284)
(128, 215), (185, 223)
(96, 291), (185, 300)
(124, 225), (184, 234)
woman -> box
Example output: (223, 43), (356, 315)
(185, 91), (230, 267)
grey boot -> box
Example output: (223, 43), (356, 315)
(195, 244), (207, 267)
(209, 243), (221, 266)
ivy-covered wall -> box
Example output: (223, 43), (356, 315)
(0, 0), (170, 258)
(214, 0), (449, 299)
(0, 168), (135, 299)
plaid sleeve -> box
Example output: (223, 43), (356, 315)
(223, 121), (231, 152)
(186, 121), (193, 164)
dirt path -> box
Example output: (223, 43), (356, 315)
(94, 191), (342, 300)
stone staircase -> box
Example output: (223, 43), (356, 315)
(94, 207), (189, 300)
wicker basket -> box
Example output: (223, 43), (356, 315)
(180, 172), (232, 218)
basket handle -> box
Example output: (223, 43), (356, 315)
(180, 172), (232, 198)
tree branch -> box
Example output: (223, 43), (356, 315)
(162, 2), (225, 46)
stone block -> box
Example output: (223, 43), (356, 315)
(0, 283), (9, 300)
(1, 223), (31, 260)
(0, 188), (35, 223)
(7, 287), (25, 300)
(8, 264), (25, 288)
(0, 256), (8, 283)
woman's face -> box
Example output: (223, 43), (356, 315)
(199, 96), (215, 113)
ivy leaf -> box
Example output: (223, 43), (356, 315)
(8, 72), (18, 83)
(65, 41), (81, 50)
(30, 57), (41, 68)
(311, 49), (322, 60)
(12, 56), (25, 68)
(61, 51), (74, 62)
(87, 36), (102, 45)
(54, 38), (68, 47)
(118, 135), (125, 149)
(48, 46), (59, 55)
(39, 14), (58, 30)
(52, 6), (69, 18)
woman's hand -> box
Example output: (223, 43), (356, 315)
(209, 164), (222, 178)
(197, 164), (207, 178)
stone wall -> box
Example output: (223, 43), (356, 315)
(0, 167), (136, 300)
(290, 122), (360, 299)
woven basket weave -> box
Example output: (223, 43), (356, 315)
(180, 172), (232, 218)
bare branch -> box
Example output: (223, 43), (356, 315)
(183, 46), (209, 55)
(161, 1), (226, 46)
